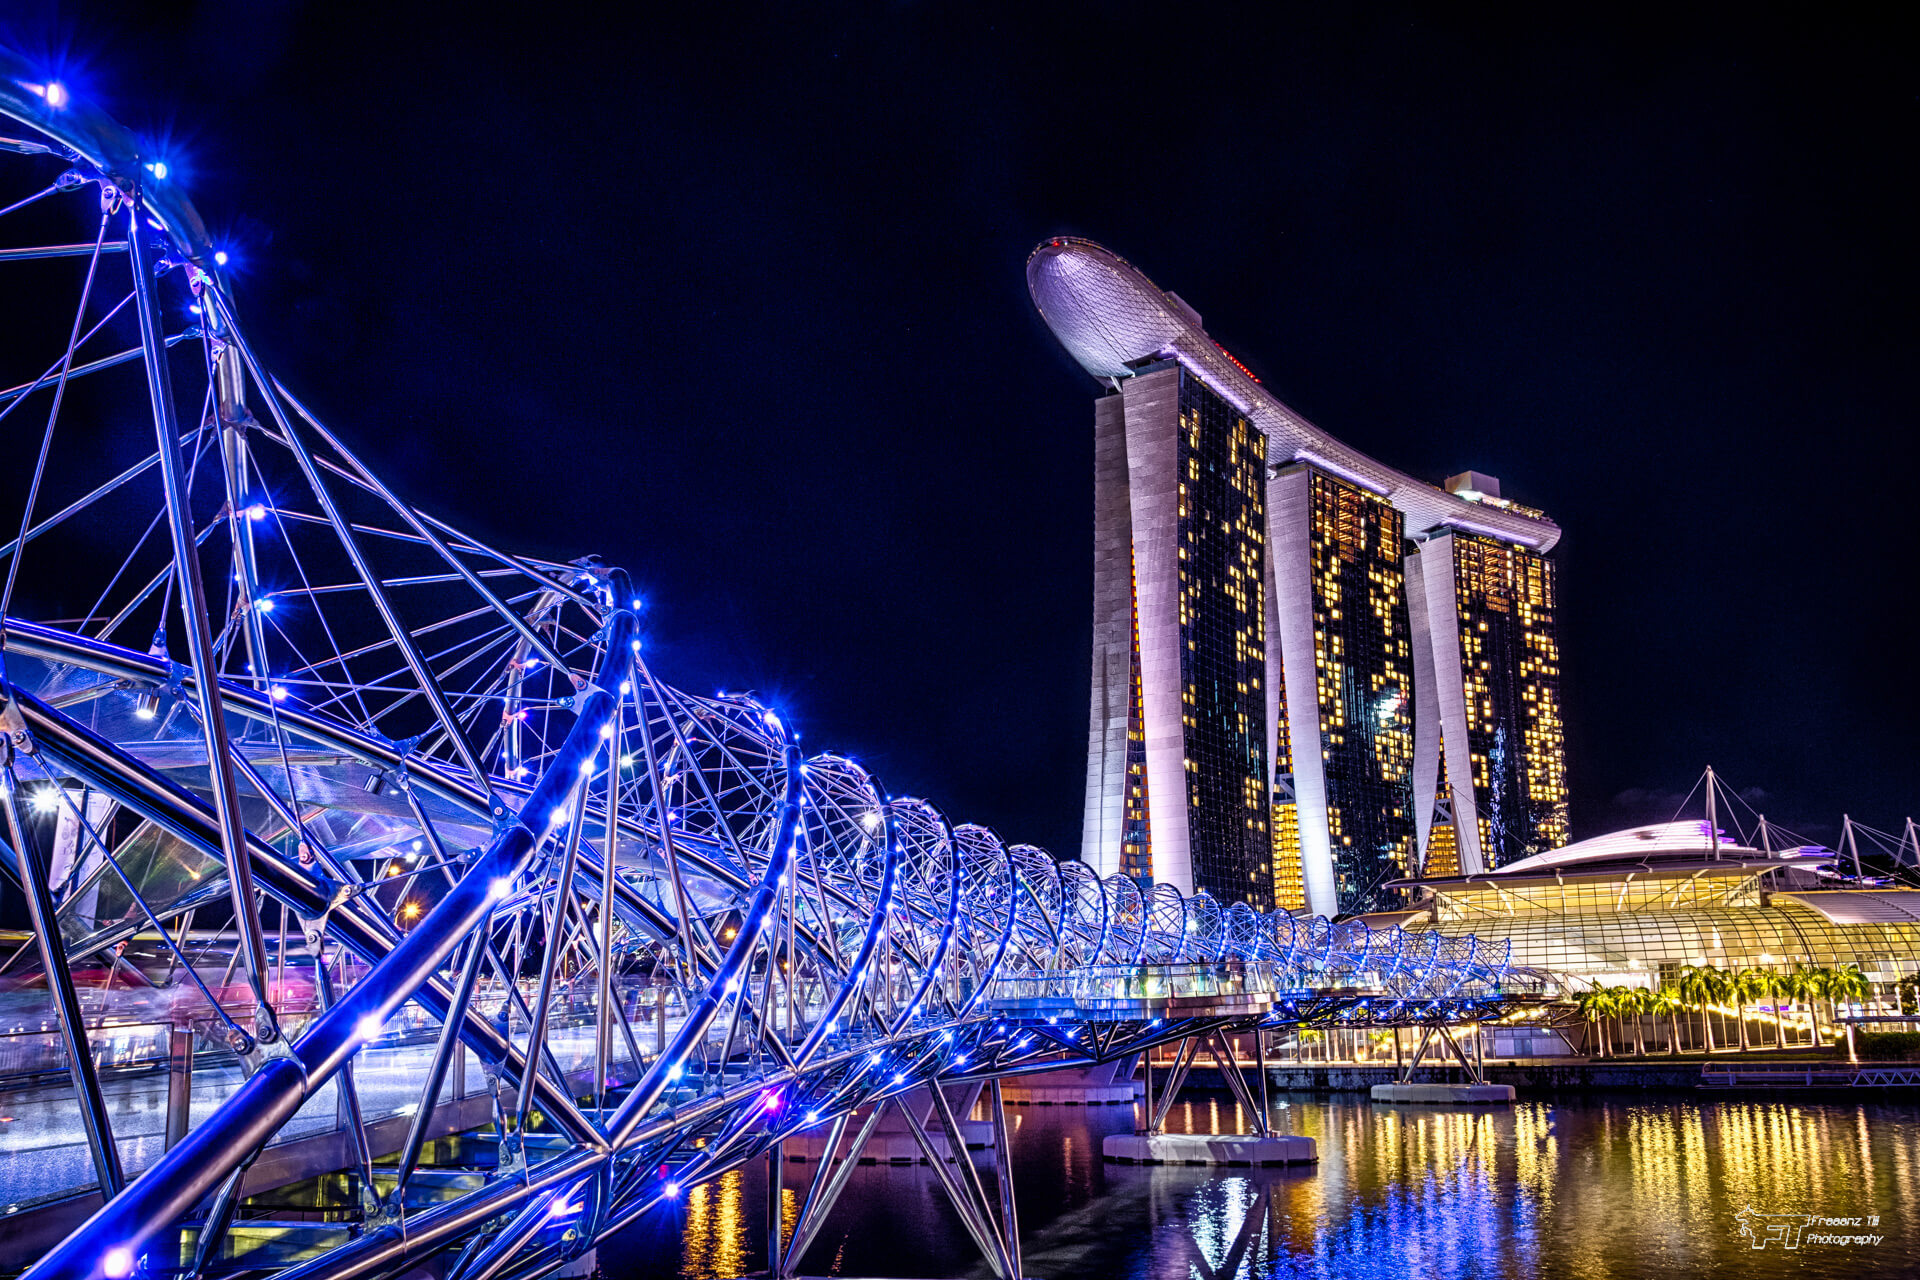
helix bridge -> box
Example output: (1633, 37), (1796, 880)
(0, 49), (1540, 1280)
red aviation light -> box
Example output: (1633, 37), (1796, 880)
(1214, 342), (1262, 384)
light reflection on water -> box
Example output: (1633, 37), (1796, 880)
(604, 1091), (1920, 1278)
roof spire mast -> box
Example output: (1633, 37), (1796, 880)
(1704, 765), (1719, 861)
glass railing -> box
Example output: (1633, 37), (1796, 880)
(986, 962), (1302, 1004)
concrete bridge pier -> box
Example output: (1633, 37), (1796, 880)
(1370, 1024), (1516, 1104)
(1102, 1033), (1316, 1167)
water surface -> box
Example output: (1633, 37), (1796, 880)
(604, 1090), (1920, 1278)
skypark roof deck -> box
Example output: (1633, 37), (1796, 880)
(1026, 238), (1562, 550)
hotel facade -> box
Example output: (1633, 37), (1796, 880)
(1031, 239), (1569, 917)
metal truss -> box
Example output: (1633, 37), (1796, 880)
(0, 51), (1540, 1280)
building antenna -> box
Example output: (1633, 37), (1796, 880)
(1704, 765), (1719, 861)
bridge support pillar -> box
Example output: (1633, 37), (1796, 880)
(1370, 1024), (1515, 1105)
(1104, 1034), (1317, 1166)
(773, 1086), (1028, 1278)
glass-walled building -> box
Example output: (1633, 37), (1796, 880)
(1082, 362), (1273, 908)
(1267, 464), (1416, 914)
(1173, 372), (1273, 906)
(1408, 475), (1569, 873)
(1032, 238), (1568, 916)
(1391, 822), (1920, 997)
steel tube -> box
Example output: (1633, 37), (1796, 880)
(2, 773), (125, 1197)
(784, 1102), (885, 1268)
(988, 1077), (1021, 1280)
(164, 1026), (193, 1150)
(606, 738), (802, 1146)
(514, 777), (591, 1130)
(205, 288), (492, 795)
(19, 610), (635, 1280)
(128, 204), (279, 1045)
(928, 1082), (1015, 1278)
(898, 1094), (1010, 1279)
(391, 915), (492, 1208)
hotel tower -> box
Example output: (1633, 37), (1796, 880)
(1030, 239), (1569, 916)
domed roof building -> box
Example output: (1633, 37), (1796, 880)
(1385, 821), (1920, 1001)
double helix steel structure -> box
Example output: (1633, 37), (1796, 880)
(0, 52), (1537, 1280)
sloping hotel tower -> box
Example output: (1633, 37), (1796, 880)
(1030, 239), (1569, 916)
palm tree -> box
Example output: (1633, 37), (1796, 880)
(1731, 968), (1771, 1052)
(1792, 964), (1828, 1047)
(1677, 966), (1721, 1054)
(1745, 968), (1786, 1049)
(1675, 967), (1701, 1053)
(1605, 986), (1632, 1056)
(1829, 963), (1873, 1062)
(1626, 987), (1657, 1056)
(1777, 966), (1804, 1047)
(1650, 985), (1686, 1054)
(1708, 967), (1736, 1051)
(1575, 986), (1611, 1057)
(1765, 968), (1792, 1048)
(1830, 963), (1871, 1013)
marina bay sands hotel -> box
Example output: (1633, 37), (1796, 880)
(1029, 239), (1569, 918)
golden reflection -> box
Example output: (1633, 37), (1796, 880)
(679, 1166), (746, 1279)
(644, 1096), (1919, 1278)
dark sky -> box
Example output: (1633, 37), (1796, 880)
(7, 4), (1915, 857)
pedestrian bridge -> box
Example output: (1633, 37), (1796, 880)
(0, 51), (1537, 1280)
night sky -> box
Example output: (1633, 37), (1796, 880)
(6, 4), (1915, 858)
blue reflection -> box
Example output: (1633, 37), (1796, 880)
(602, 1092), (1919, 1280)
